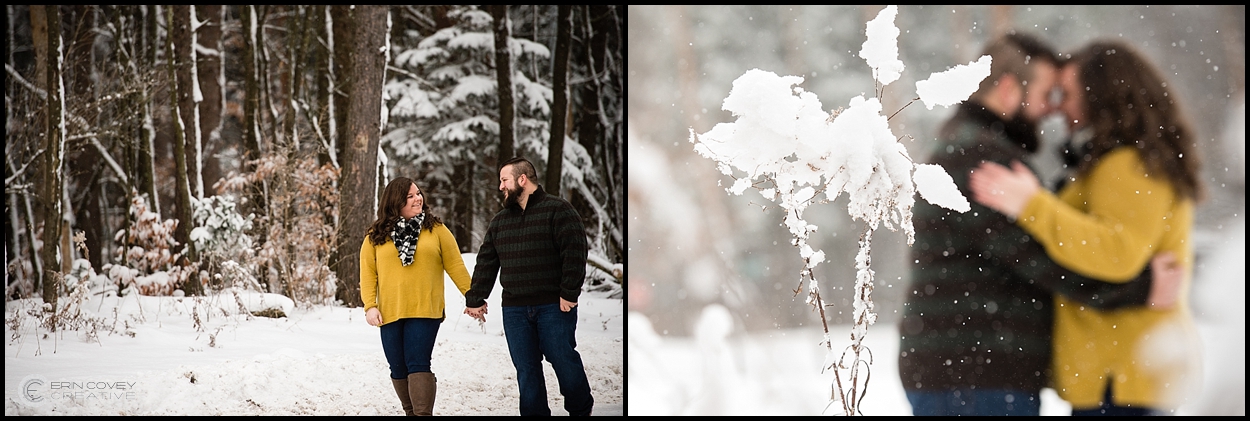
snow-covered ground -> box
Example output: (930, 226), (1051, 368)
(5, 254), (623, 416)
(629, 215), (1246, 416)
(630, 315), (1243, 416)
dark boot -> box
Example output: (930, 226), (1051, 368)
(408, 372), (437, 416)
(391, 377), (416, 416)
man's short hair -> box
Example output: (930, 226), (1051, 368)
(500, 157), (538, 183)
(973, 31), (1060, 100)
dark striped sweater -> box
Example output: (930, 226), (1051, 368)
(898, 102), (1154, 393)
(466, 185), (588, 308)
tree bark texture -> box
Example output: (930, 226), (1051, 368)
(39, 4), (65, 313)
(137, 5), (160, 215)
(334, 4), (387, 307)
(168, 5), (202, 295)
(331, 5), (354, 164)
(545, 5), (572, 194)
(491, 5), (516, 168)
(241, 6), (269, 231)
(197, 5), (225, 196)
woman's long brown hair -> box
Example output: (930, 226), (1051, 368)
(1069, 40), (1204, 201)
(366, 177), (443, 246)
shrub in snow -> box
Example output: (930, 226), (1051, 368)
(689, 5), (981, 415)
(214, 152), (339, 306)
(191, 195), (254, 263)
(20, 259), (115, 341)
(107, 192), (189, 296)
(64, 258), (118, 298)
(190, 194), (257, 293)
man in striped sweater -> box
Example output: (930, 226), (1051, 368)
(465, 157), (593, 416)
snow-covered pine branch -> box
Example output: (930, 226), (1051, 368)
(689, 5), (982, 415)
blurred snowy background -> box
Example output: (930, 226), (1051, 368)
(627, 5), (1245, 415)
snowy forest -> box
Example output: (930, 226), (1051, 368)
(4, 5), (624, 309)
(629, 5), (1244, 416)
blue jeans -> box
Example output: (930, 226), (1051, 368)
(379, 317), (442, 379)
(906, 388), (1040, 416)
(502, 303), (594, 416)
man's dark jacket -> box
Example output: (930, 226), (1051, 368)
(466, 185), (588, 308)
(898, 101), (1153, 393)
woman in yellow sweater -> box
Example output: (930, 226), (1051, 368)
(361, 177), (475, 416)
(968, 40), (1204, 415)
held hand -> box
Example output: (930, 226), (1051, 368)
(1147, 251), (1185, 310)
(366, 307), (382, 327)
(560, 298), (578, 313)
(465, 304), (487, 322)
(968, 160), (1041, 219)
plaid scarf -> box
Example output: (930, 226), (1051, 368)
(391, 213), (425, 266)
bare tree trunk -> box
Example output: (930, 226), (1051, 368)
(334, 4), (387, 307)
(491, 5), (516, 167)
(331, 5), (354, 164)
(168, 5), (201, 295)
(30, 4), (49, 99)
(29, 6), (50, 295)
(325, 5), (353, 300)
(172, 4), (201, 199)
(6, 5), (15, 66)
(241, 5), (268, 223)
(59, 183), (73, 275)
(315, 5), (338, 168)
(284, 6), (309, 153)
(606, 5), (625, 263)
(8, 190), (27, 295)
(532, 5), (540, 81)
(258, 7), (280, 152)
(274, 5), (311, 299)
(197, 5), (225, 196)
(24, 193), (44, 295)
(450, 162), (474, 252)
(580, 4), (624, 262)
(39, 4), (66, 316)
(545, 4), (572, 194)
(137, 5), (160, 215)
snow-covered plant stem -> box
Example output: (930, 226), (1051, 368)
(691, 5), (981, 416)
(826, 226), (876, 415)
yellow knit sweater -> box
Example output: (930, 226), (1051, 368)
(359, 223), (472, 326)
(1017, 147), (1201, 410)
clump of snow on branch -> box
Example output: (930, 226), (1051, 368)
(859, 5), (904, 86)
(689, 4), (984, 415)
(691, 9), (981, 251)
(912, 164), (971, 212)
(915, 55), (992, 110)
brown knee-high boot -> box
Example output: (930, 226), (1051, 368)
(391, 377), (416, 416)
(407, 372), (437, 416)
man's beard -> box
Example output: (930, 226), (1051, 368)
(1003, 113), (1040, 153)
(503, 184), (523, 208)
